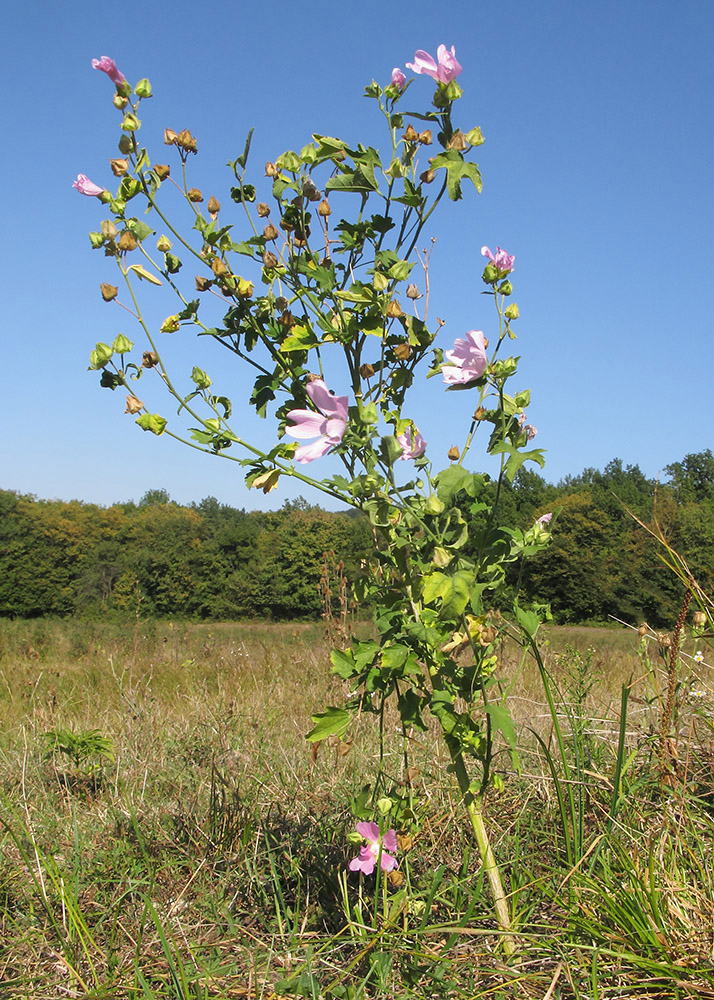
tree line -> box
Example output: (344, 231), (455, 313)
(2, 451), (712, 627)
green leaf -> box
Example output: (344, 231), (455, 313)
(235, 128), (254, 170)
(128, 264), (162, 286)
(305, 707), (351, 743)
(485, 703), (517, 751)
(430, 150), (483, 201)
(127, 218), (154, 242)
(434, 465), (477, 502)
(135, 413), (167, 435)
(280, 324), (320, 352)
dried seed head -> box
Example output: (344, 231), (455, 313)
(262, 250), (278, 268)
(100, 219), (118, 239)
(124, 394), (143, 414)
(386, 300), (403, 318)
(110, 158), (129, 177)
(359, 363), (375, 378)
(195, 275), (212, 291)
(403, 124), (419, 142)
(317, 199), (332, 218)
(693, 611), (707, 628)
(164, 128), (178, 145)
(393, 343), (411, 360)
(118, 230), (138, 252)
(207, 196), (221, 215)
(100, 283), (118, 301)
(406, 283), (421, 300)
(419, 129), (432, 144)
(448, 446), (460, 461)
(211, 257), (229, 277)
(447, 130), (468, 151)
(257, 202), (271, 217)
(142, 351), (159, 368)
(420, 168), (436, 184)
(187, 188), (203, 202)
(176, 129), (197, 153)
(263, 223), (279, 241)
(265, 161), (279, 177)
(154, 163), (171, 180)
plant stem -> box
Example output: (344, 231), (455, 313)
(446, 739), (516, 956)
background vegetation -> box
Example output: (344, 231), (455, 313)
(3, 450), (713, 627)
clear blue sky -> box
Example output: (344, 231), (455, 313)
(2, 0), (712, 509)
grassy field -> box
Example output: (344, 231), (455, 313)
(1, 617), (713, 998)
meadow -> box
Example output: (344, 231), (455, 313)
(1, 617), (713, 999)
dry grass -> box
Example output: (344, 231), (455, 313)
(1, 618), (713, 998)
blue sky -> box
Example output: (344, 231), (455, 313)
(2, 0), (712, 509)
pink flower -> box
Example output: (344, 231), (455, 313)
(285, 379), (348, 464)
(536, 512), (553, 528)
(481, 246), (515, 273)
(72, 174), (105, 197)
(91, 56), (127, 87)
(397, 426), (427, 460)
(406, 45), (462, 85)
(442, 330), (488, 385)
(391, 67), (406, 89)
(348, 822), (398, 875)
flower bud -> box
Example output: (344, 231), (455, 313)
(125, 394), (143, 414)
(187, 188), (203, 203)
(118, 134), (132, 155)
(504, 303), (520, 320)
(154, 163), (170, 180)
(134, 78), (152, 99)
(265, 161), (279, 177)
(207, 196), (221, 215)
(89, 232), (104, 248)
(113, 94), (128, 110)
(100, 219), (118, 239)
(176, 129), (197, 153)
(317, 199), (332, 218)
(447, 130), (467, 151)
(160, 315), (180, 333)
(393, 343), (411, 360)
(448, 446), (460, 461)
(386, 300), (403, 318)
(121, 112), (140, 132)
(359, 363), (375, 378)
(142, 351), (159, 368)
(118, 230), (138, 252)
(262, 250), (278, 268)
(195, 275), (212, 291)
(406, 283), (421, 299)
(499, 280), (513, 296)
(257, 202), (271, 217)
(263, 223), (279, 241)
(100, 283), (118, 301)
(110, 158), (129, 177)
(156, 235), (172, 253)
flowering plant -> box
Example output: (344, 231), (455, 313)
(75, 46), (552, 953)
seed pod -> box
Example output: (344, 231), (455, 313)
(386, 300), (403, 318)
(420, 168), (436, 184)
(394, 343), (411, 360)
(406, 283), (421, 299)
(265, 161), (279, 177)
(156, 235), (172, 252)
(448, 446), (460, 461)
(195, 276), (212, 291)
(211, 257), (229, 277)
(257, 202), (271, 217)
(176, 129), (197, 152)
(419, 130), (432, 144)
(263, 223), (279, 241)
(207, 196), (221, 216)
(118, 230), (138, 252)
(100, 283), (118, 301)
(154, 164), (171, 180)
(124, 394), (143, 414)
(110, 158), (129, 177)
(187, 188), (203, 203)
(164, 128), (178, 145)
(100, 220), (118, 239)
(262, 250), (278, 268)
(403, 124), (419, 142)
(447, 130), (467, 151)
(317, 199), (331, 218)
(142, 351), (159, 368)
(359, 363), (375, 378)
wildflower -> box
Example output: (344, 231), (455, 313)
(397, 426), (427, 460)
(72, 174), (105, 197)
(691, 688), (706, 700)
(348, 821), (398, 875)
(406, 45), (462, 85)
(536, 513), (553, 528)
(695, 650), (705, 663)
(442, 330), (488, 385)
(285, 379), (348, 463)
(391, 67), (406, 89)
(91, 56), (127, 87)
(481, 246), (515, 273)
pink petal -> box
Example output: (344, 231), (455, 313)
(91, 56), (127, 87)
(306, 379), (348, 421)
(285, 409), (327, 439)
(355, 821), (380, 844)
(294, 437), (333, 463)
(391, 67), (406, 89)
(324, 416), (347, 445)
(381, 828), (398, 853)
(379, 851), (398, 872)
(72, 174), (105, 197)
(406, 50), (439, 81)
